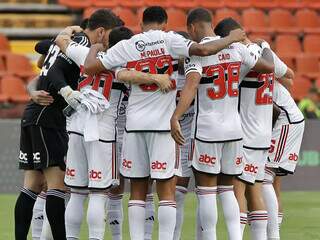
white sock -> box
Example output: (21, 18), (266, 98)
(249, 211), (268, 240)
(262, 184), (280, 240)
(173, 186), (187, 240)
(40, 204), (53, 240)
(128, 200), (146, 240)
(106, 193), (123, 240)
(196, 186), (218, 240)
(278, 212), (283, 229)
(65, 189), (88, 240)
(87, 192), (107, 240)
(196, 205), (202, 240)
(32, 192), (46, 239)
(240, 212), (248, 238)
(158, 200), (177, 240)
(145, 194), (155, 240)
(218, 185), (241, 240)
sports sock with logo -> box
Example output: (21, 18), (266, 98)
(145, 193), (155, 240)
(106, 193), (123, 240)
(240, 212), (248, 237)
(65, 189), (88, 240)
(173, 186), (188, 240)
(87, 192), (107, 240)
(31, 191), (46, 239)
(15, 187), (38, 240)
(46, 189), (67, 240)
(262, 183), (280, 240)
(196, 186), (218, 240)
(218, 185), (241, 240)
(128, 200), (146, 240)
(158, 200), (177, 240)
(278, 212), (283, 228)
(248, 210), (268, 240)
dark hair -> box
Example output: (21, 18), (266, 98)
(88, 9), (124, 31)
(187, 8), (212, 26)
(143, 6), (168, 25)
(80, 18), (89, 29)
(109, 26), (134, 48)
(214, 17), (242, 37)
(176, 31), (190, 39)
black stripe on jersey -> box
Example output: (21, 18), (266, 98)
(195, 137), (243, 143)
(273, 101), (305, 125)
(156, 64), (178, 74)
(238, 85), (241, 112)
(68, 131), (116, 143)
(124, 128), (170, 133)
(243, 145), (270, 150)
(239, 81), (264, 89)
(187, 40), (193, 47)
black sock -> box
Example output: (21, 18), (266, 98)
(14, 187), (38, 240)
(46, 189), (66, 240)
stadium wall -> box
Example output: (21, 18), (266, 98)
(0, 119), (319, 193)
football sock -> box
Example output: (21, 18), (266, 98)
(15, 187), (38, 240)
(40, 201), (53, 240)
(278, 212), (283, 228)
(262, 183), (280, 240)
(248, 210), (268, 240)
(65, 189), (88, 240)
(196, 206), (203, 240)
(106, 193), (123, 240)
(173, 186), (188, 240)
(31, 191), (46, 239)
(218, 185), (241, 240)
(87, 192), (107, 240)
(46, 189), (66, 240)
(128, 200), (146, 240)
(240, 212), (248, 237)
(145, 193), (155, 240)
(158, 200), (177, 240)
(196, 186), (218, 240)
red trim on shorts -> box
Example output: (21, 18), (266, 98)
(275, 125), (289, 163)
(175, 143), (180, 170)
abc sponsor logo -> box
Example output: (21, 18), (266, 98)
(151, 161), (167, 170)
(19, 151), (28, 162)
(198, 154), (216, 166)
(244, 164), (258, 174)
(289, 153), (299, 161)
(122, 159), (132, 169)
(66, 168), (75, 177)
(236, 156), (243, 165)
(89, 170), (102, 180)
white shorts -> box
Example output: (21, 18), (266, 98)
(267, 121), (305, 174)
(190, 139), (243, 175)
(120, 131), (181, 179)
(238, 148), (268, 184)
(65, 133), (119, 189)
(179, 137), (192, 178)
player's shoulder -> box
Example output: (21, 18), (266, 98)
(72, 32), (90, 47)
(199, 35), (220, 44)
(246, 43), (262, 55)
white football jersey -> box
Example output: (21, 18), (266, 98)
(65, 42), (124, 141)
(239, 44), (288, 149)
(273, 81), (304, 124)
(98, 30), (194, 131)
(185, 36), (258, 142)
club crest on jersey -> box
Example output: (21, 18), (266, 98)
(135, 40), (146, 52)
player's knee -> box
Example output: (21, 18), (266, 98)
(176, 177), (190, 188)
(23, 171), (45, 193)
(156, 178), (176, 201)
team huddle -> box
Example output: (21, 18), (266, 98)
(15, 6), (304, 240)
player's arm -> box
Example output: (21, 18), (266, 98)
(116, 69), (172, 92)
(37, 55), (46, 69)
(278, 77), (293, 91)
(272, 104), (281, 128)
(27, 76), (54, 106)
(83, 43), (107, 75)
(54, 26), (83, 53)
(189, 29), (246, 56)
(252, 48), (274, 74)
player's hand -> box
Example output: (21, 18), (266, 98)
(228, 29), (246, 43)
(170, 116), (185, 145)
(152, 74), (172, 93)
(92, 43), (107, 52)
(30, 90), (54, 106)
(59, 86), (81, 110)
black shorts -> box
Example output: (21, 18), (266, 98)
(19, 125), (68, 171)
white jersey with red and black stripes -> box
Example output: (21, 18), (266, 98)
(98, 30), (194, 132)
(239, 44), (288, 149)
(184, 36), (258, 142)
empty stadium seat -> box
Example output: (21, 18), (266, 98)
(269, 9), (298, 33)
(0, 54), (6, 76)
(248, 33), (272, 47)
(291, 75), (312, 100)
(214, 8), (241, 25)
(144, 0), (170, 8)
(278, 55), (296, 71)
(112, 8), (139, 32)
(0, 75), (29, 103)
(120, 0), (144, 9)
(303, 34), (320, 55)
(275, 35), (302, 57)
(172, 0), (197, 10)
(277, 0), (304, 9)
(296, 54), (320, 79)
(251, 0), (278, 9)
(58, 0), (91, 9)
(301, 0), (320, 10)
(83, 7), (98, 19)
(92, 0), (117, 8)
(296, 9), (320, 34)
(0, 34), (10, 53)
(199, 0), (224, 10)
(166, 8), (186, 31)
(242, 8), (271, 33)
(224, 0), (251, 9)
(6, 53), (35, 79)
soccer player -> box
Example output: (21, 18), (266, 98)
(214, 18), (294, 240)
(171, 10), (275, 240)
(264, 78), (305, 238)
(82, 6), (246, 240)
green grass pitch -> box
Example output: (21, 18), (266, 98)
(1, 191), (320, 239)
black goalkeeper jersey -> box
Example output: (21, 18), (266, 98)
(22, 32), (91, 129)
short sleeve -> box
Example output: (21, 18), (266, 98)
(66, 42), (90, 67)
(35, 39), (52, 55)
(238, 43), (259, 70)
(272, 51), (288, 78)
(98, 41), (128, 70)
(184, 56), (202, 76)
(166, 31), (195, 59)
